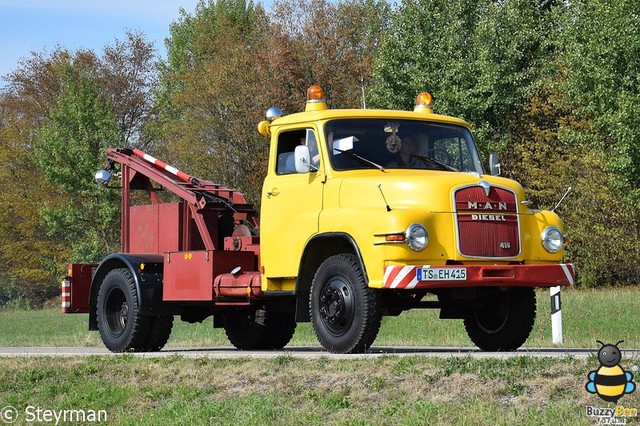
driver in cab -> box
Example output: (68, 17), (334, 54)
(387, 136), (424, 168)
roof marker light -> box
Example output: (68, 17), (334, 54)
(307, 85), (325, 101)
(305, 85), (328, 112)
(414, 92), (434, 113)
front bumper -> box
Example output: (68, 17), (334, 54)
(383, 263), (575, 290)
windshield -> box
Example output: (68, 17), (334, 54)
(324, 119), (484, 174)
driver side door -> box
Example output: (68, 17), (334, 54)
(260, 128), (325, 280)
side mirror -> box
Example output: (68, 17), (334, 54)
(489, 153), (501, 176)
(294, 145), (312, 173)
(94, 169), (112, 186)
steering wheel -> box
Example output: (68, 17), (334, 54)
(417, 148), (453, 166)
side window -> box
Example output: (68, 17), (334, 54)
(305, 129), (321, 168)
(276, 129), (319, 175)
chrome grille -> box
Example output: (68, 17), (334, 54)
(454, 185), (520, 258)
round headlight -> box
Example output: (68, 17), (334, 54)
(542, 226), (564, 253)
(406, 223), (428, 251)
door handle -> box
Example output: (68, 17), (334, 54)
(266, 189), (280, 198)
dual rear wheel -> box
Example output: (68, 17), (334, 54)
(97, 268), (173, 352)
(223, 307), (296, 350)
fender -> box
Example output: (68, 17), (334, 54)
(294, 232), (367, 322)
(88, 253), (165, 330)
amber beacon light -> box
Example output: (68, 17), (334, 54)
(307, 85), (325, 101)
(414, 91), (434, 113)
(305, 85), (328, 112)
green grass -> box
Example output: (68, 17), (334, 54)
(0, 287), (639, 348)
(0, 355), (631, 425)
(2, 288), (640, 425)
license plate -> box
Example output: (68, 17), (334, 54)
(417, 267), (467, 281)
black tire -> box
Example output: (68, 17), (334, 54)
(309, 254), (382, 354)
(268, 311), (297, 350)
(144, 315), (174, 351)
(96, 268), (151, 352)
(223, 307), (296, 350)
(464, 287), (536, 351)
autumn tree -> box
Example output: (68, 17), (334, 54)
(97, 31), (159, 146)
(560, 0), (640, 207)
(506, 85), (640, 287)
(156, 0), (390, 204)
(0, 101), (69, 307)
(0, 32), (159, 306)
(155, 0), (272, 203)
(271, 0), (390, 109)
(552, 0), (640, 285)
(0, 49), (88, 306)
(370, 0), (555, 155)
(506, 0), (640, 286)
(35, 61), (123, 262)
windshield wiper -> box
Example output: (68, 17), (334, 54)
(334, 148), (386, 172)
(410, 154), (458, 172)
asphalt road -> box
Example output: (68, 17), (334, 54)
(0, 346), (631, 360)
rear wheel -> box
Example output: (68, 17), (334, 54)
(464, 287), (536, 351)
(268, 311), (297, 349)
(310, 254), (382, 354)
(144, 315), (174, 351)
(97, 268), (151, 352)
(223, 307), (296, 350)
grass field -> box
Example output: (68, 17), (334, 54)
(1, 288), (639, 425)
(1, 355), (638, 425)
(0, 287), (638, 349)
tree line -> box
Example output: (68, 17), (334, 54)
(0, 0), (638, 306)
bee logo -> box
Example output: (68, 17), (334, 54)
(586, 340), (636, 403)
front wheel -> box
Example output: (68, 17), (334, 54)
(309, 254), (382, 354)
(464, 287), (536, 351)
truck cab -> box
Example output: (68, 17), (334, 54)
(257, 86), (574, 353)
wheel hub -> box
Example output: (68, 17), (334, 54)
(319, 277), (354, 335)
(118, 302), (129, 330)
(105, 288), (128, 337)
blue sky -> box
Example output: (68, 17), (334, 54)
(0, 1), (270, 88)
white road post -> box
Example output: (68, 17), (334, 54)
(550, 286), (563, 344)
